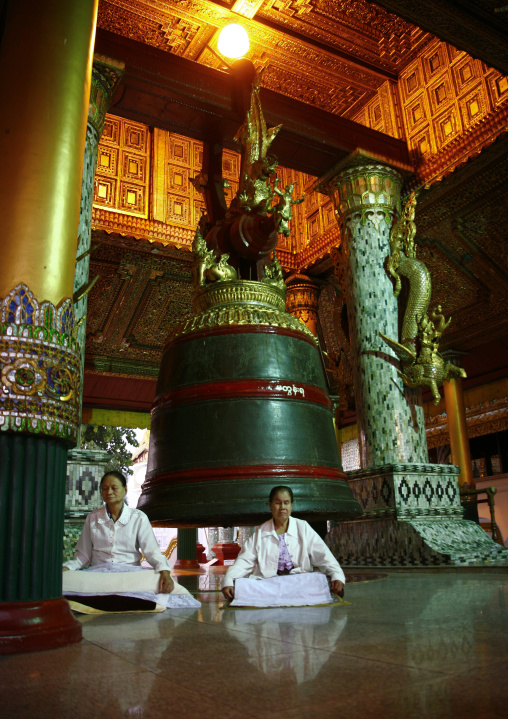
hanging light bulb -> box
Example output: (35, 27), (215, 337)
(217, 24), (250, 59)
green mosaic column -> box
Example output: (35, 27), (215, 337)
(237, 527), (256, 547)
(0, 0), (99, 654)
(212, 527), (240, 566)
(318, 157), (508, 568)
(74, 57), (124, 428)
(321, 160), (428, 468)
(208, 527), (219, 558)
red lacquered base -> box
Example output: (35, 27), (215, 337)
(212, 542), (241, 566)
(172, 559), (206, 573)
(196, 543), (207, 563)
(0, 597), (82, 655)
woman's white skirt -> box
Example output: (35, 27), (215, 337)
(63, 564), (201, 609)
(230, 572), (334, 607)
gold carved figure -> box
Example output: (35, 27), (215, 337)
(261, 251), (286, 291)
(191, 224), (237, 288)
(232, 154), (279, 214)
(270, 179), (305, 237)
(196, 68), (301, 280)
(233, 71), (281, 213)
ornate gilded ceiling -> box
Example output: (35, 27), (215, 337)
(374, 1), (508, 76)
(95, 0), (508, 188)
(97, 0), (429, 119)
(85, 0), (508, 417)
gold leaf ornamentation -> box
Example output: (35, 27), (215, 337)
(0, 284), (81, 441)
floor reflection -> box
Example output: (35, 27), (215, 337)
(223, 605), (347, 684)
(3, 571), (508, 718)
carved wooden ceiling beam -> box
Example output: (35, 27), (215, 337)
(94, 28), (411, 177)
(240, 13), (398, 81)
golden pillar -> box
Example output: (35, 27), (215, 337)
(0, 0), (98, 654)
(285, 275), (321, 337)
(443, 352), (474, 491)
(0, 0), (98, 303)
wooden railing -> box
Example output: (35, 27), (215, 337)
(460, 486), (502, 544)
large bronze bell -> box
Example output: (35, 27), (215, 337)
(138, 279), (362, 526)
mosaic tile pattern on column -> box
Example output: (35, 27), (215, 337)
(64, 448), (110, 560)
(344, 213), (429, 466)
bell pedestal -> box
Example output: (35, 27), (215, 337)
(172, 560), (203, 570)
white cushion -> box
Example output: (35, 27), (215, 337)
(63, 568), (189, 595)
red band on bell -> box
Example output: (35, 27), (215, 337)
(152, 379), (332, 412)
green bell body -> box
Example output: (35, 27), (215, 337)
(138, 281), (362, 527)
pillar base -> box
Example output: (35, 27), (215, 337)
(0, 597), (82, 655)
(327, 464), (508, 567)
(172, 559), (206, 573)
(328, 515), (508, 567)
(212, 542), (241, 565)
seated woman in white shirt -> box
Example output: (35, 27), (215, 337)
(221, 486), (345, 607)
(63, 471), (199, 611)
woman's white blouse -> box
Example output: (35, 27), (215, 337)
(224, 516), (345, 586)
(63, 505), (171, 572)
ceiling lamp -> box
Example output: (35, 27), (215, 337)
(217, 23), (250, 59)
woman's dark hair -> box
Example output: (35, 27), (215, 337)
(269, 485), (294, 502)
(100, 470), (127, 489)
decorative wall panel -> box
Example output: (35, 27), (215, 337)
(152, 128), (240, 231)
(85, 237), (193, 377)
(94, 116), (150, 218)
(426, 394), (508, 449)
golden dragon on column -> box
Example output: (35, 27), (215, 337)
(380, 192), (466, 404)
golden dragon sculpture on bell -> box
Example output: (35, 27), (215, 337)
(380, 191), (466, 405)
(197, 69), (303, 280)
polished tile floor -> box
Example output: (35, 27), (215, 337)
(2, 569), (508, 718)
